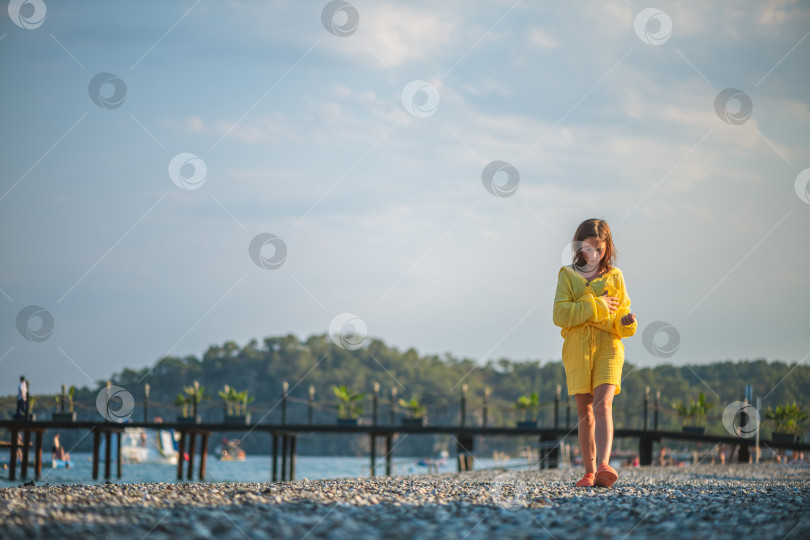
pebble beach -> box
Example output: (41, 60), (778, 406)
(1, 464), (807, 539)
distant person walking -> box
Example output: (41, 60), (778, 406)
(553, 219), (638, 488)
(15, 376), (28, 420)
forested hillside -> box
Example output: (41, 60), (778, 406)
(3, 333), (808, 456)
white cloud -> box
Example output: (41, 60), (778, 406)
(329, 4), (457, 68)
(5, 0), (810, 394)
(186, 115), (206, 133)
(528, 28), (558, 50)
(757, 0), (805, 28)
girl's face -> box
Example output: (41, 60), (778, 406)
(579, 237), (606, 269)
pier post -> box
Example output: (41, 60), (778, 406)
(281, 434), (288, 481)
(654, 390), (660, 431)
(460, 385), (467, 428)
(176, 431), (186, 481)
(456, 433), (474, 472)
(373, 382), (380, 426)
(644, 386), (649, 432)
(199, 433), (210, 481)
(483, 388), (490, 428)
(370, 434), (377, 477)
(281, 381), (288, 425)
(639, 436), (653, 466)
(385, 435), (392, 476)
(308, 386), (315, 425)
(554, 385), (561, 430)
(34, 430), (43, 479)
(92, 428), (100, 480)
(21, 430), (30, 479)
(192, 381), (200, 421)
(8, 427), (18, 481)
(290, 436), (297, 481)
(104, 431), (112, 480)
(187, 432), (197, 480)
(390, 388), (398, 425)
(738, 443), (750, 463)
(540, 433), (559, 469)
(271, 433), (278, 482)
(117, 431), (122, 479)
(144, 384), (150, 423)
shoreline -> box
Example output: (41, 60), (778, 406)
(1, 464), (808, 539)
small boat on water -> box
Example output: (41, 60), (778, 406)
(215, 438), (246, 461)
(103, 427), (181, 465)
(417, 450), (449, 469)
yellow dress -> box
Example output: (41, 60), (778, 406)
(552, 265), (638, 396)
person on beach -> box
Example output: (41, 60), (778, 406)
(15, 376), (28, 420)
(553, 219), (638, 488)
(51, 433), (70, 465)
(659, 446), (668, 466)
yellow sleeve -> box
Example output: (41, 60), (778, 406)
(610, 271), (637, 338)
(553, 268), (610, 328)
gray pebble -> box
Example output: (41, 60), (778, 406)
(0, 464), (808, 539)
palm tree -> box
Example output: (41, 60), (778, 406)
(671, 392), (713, 427)
(766, 402), (808, 435)
(332, 385), (364, 420)
(398, 397), (426, 419)
(183, 381), (205, 419)
(174, 394), (189, 418)
(516, 392), (539, 423)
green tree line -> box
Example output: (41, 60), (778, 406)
(3, 333), (809, 457)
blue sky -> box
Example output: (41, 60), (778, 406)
(1, 0), (809, 394)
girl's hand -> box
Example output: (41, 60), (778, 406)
(600, 291), (619, 313)
(621, 313), (637, 326)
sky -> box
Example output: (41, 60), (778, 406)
(1, 0), (809, 394)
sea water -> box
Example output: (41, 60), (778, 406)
(3, 453), (555, 488)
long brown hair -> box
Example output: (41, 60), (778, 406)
(571, 219), (617, 274)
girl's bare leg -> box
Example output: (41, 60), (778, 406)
(593, 383), (616, 466)
(575, 393), (596, 474)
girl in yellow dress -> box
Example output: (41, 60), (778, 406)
(553, 218), (638, 488)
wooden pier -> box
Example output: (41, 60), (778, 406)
(90, 424), (124, 481)
(175, 427), (211, 481)
(1, 425), (46, 481)
(3, 419), (809, 483)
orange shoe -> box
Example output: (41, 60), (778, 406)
(595, 463), (618, 488)
(575, 472), (595, 487)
